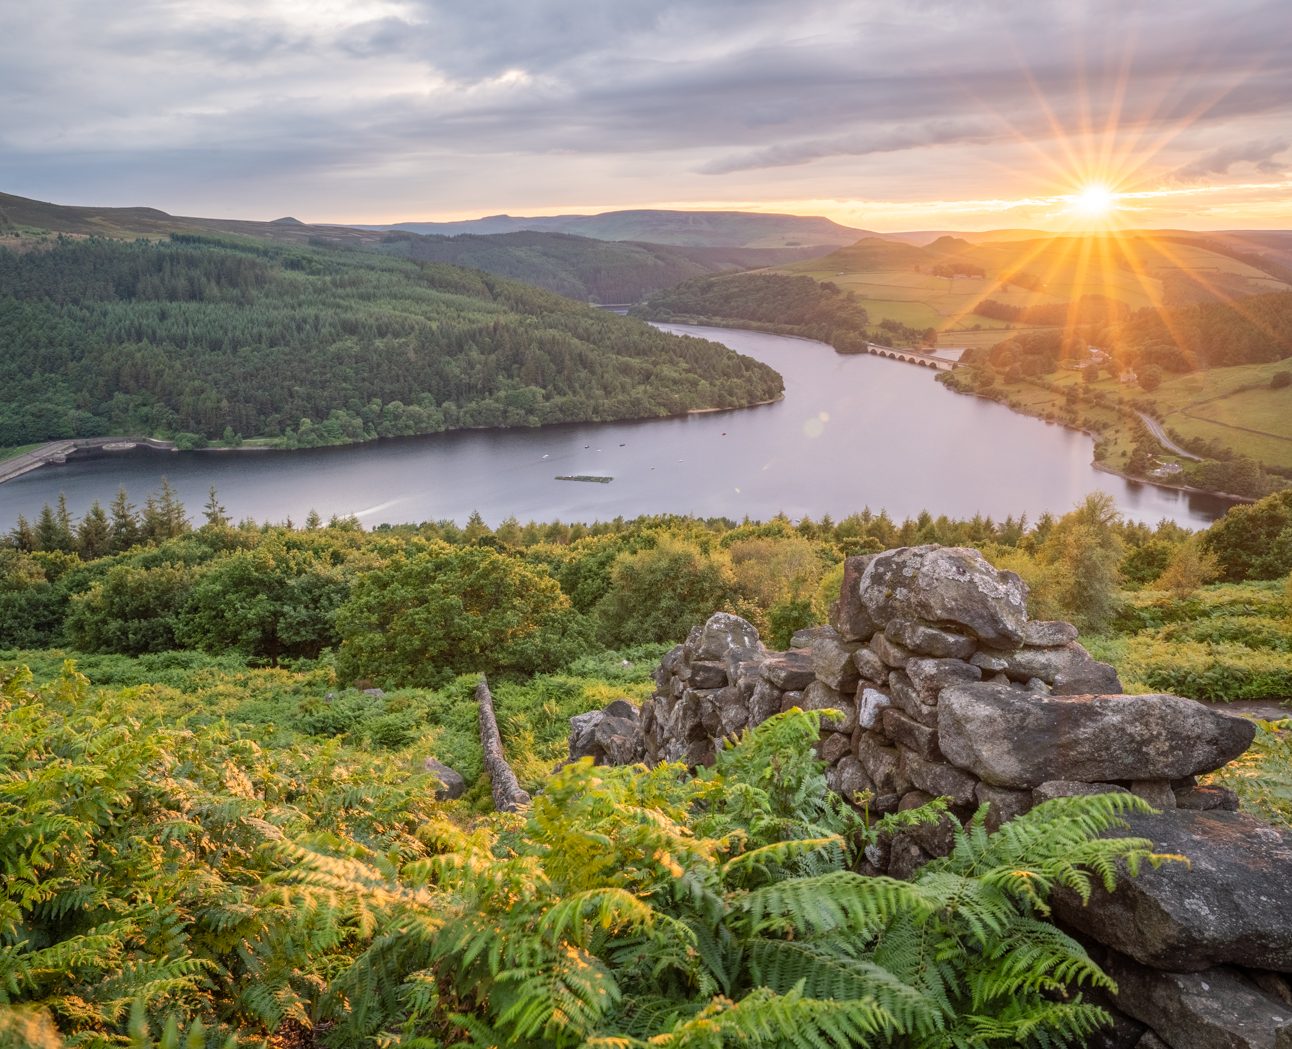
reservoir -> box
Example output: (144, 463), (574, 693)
(0, 324), (1236, 530)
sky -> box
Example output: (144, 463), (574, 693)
(2, 0), (1291, 231)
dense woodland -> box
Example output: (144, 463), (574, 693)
(0, 236), (782, 448)
(631, 272), (933, 351)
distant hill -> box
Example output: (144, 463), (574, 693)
(372, 229), (822, 303)
(355, 208), (877, 248)
(0, 191), (820, 303)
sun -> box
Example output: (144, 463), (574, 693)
(1069, 183), (1119, 223)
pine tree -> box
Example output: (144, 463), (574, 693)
(109, 488), (140, 552)
(76, 501), (112, 560)
(7, 515), (37, 552)
(34, 502), (74, 553)
(201, 486), (230, 528)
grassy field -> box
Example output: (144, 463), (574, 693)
(0, 442), (43, 462)
(780, 232), (1292, 336)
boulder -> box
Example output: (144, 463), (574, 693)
(818, 731), (852, 765)
(810, 633), (862, 692)
(748, 679), (784, 725)
(1057, 809), (1292, 973)
(971, 650), (1010, 673)
(856, 545), (1029, 647)
(1130, 780), (1177, 809)
(905, 656), (982, 703)
(830, 554), (878, 641)
(693, 613), (762, 661)
(857, 735), (908, 795)
(937, 683), (1255, 789)
(884, 618), (977, 659)
(1034, 780), (1128, 803)
(594, 714), (645, 764)
(791, 625), (836, 648)
(975, 782), (1034, 830)
(989, 641), (1122, 695)
(880, 707), (940, 761)
(888, 669), (938, 727)
(901, 752), (977, 806)
(853, 646), (889, 684)
(761, 650), (816, 691)
(685, 660), (728, 689)
(834, 755), (873, 801)
(870, 632), (914, 670)
(1104, 954), (1292, 1049)
(424, 757), (466, 800)
(857, 686), (892, 729)
(1175, 785), (1240, 812)
(801, 680), (857, 733)
(1022, 620), (1080, 647)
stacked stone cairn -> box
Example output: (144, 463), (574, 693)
(568, 545), (1292, 1048)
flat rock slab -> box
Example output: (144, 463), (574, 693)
(938, 682), (1255, 789)
(1057, 809), (1292, 973)
(1105, 955), (1292, 1049)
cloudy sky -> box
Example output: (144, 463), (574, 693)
(3, 0), (1290, 229)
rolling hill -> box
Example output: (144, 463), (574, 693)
(355, 208), (877, 248)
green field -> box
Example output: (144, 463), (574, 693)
(780, 232), (1292, 335)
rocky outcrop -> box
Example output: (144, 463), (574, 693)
(1056, 809), (1292, 973)
(568, 699), (645, 766)
(423, 757), (466, 800)
(565, 544), (1276, 1049)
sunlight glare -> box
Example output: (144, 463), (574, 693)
(1070, 183), (1118, 221)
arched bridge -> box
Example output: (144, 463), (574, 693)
(862, 343), (960, 371)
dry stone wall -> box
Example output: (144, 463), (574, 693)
(566, 544), (1292, 1049)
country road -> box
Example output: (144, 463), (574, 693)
(1136, 411), (1202, 461)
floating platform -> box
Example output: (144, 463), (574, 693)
(556, 474), (613, 484)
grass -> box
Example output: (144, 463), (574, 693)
(0, 442), (43, 462)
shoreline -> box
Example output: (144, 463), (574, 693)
(0, 393), (789, 488)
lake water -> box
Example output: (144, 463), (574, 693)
(0, 325), (1236, 530)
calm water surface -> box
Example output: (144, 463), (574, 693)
(0, 325), (1235, 529)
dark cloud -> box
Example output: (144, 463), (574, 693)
(0, 0), (1289, 219)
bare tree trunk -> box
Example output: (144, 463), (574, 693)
(476, 675), (531, 812)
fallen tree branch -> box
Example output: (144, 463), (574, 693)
(476, 675), (531, 812)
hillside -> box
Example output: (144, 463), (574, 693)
(373, 229), (824, 302)
(0, 191), (823, 304)
(358, 207), (877, 247)
(0, 234), (783, 448)
(781, 231), (1292, 338)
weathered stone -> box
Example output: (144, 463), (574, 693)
(857, 686), (892, 729)
(853, 646), (889, 684)
(1033, 780), (1127, 803)
(938, 683), (1256, 789)
(748, 680), (783, 725)
(906, 656), (982, 703)
(880, 707), (940, 761)
(884, 618), (977, 659)
(801, 680), (857, 733)
(715, 690), (749, 737)
(830, 554), (878, 641)
(811, 633), (863, 692)
(603, 699), (638, 721)
(1132, 1033), (1169, 1049)
(1105, 954), (1292, 1049)
(1175, 785), (1240, 812)
(655, 644), (685, 689)
(1251, 971), (1292, 1008)
(761, 649), (817, 690)
(682, 623), (704, 659)
(857, 735), (908, 795)
(594, 715), (644, 764)
(899, 789), (936, 811)
(1025, 676), (1050, 694)
(568, 710), (603, 759)
(1131, 779), (1177, 809)
(971, 650), (1010, 673)
(1084, 1011), (1148, 1049)
(1057, 809), (1292, 973)
(904, 811), (959, 858)
(791, 625), (836, 648)
(993, 641), (1123, 695)
(693, 612), (762, 661)
(818, 731), (852, 765)
(833, 755), (874, 803)
(1022, 620), (1080, 646)
(901, 751), (977, 806)
(685, 660), (728, 689)
(778, 689), (804, 714)
(975, 782), (1034, 830)
(857, 545), (1030, 646)
(888, 835), (933, 880)
(424, 757), (466, 800)
(888, 669), (938, 726)
(870, 632), (914, 669)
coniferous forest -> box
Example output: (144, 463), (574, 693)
(0, 235), (783, 448)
